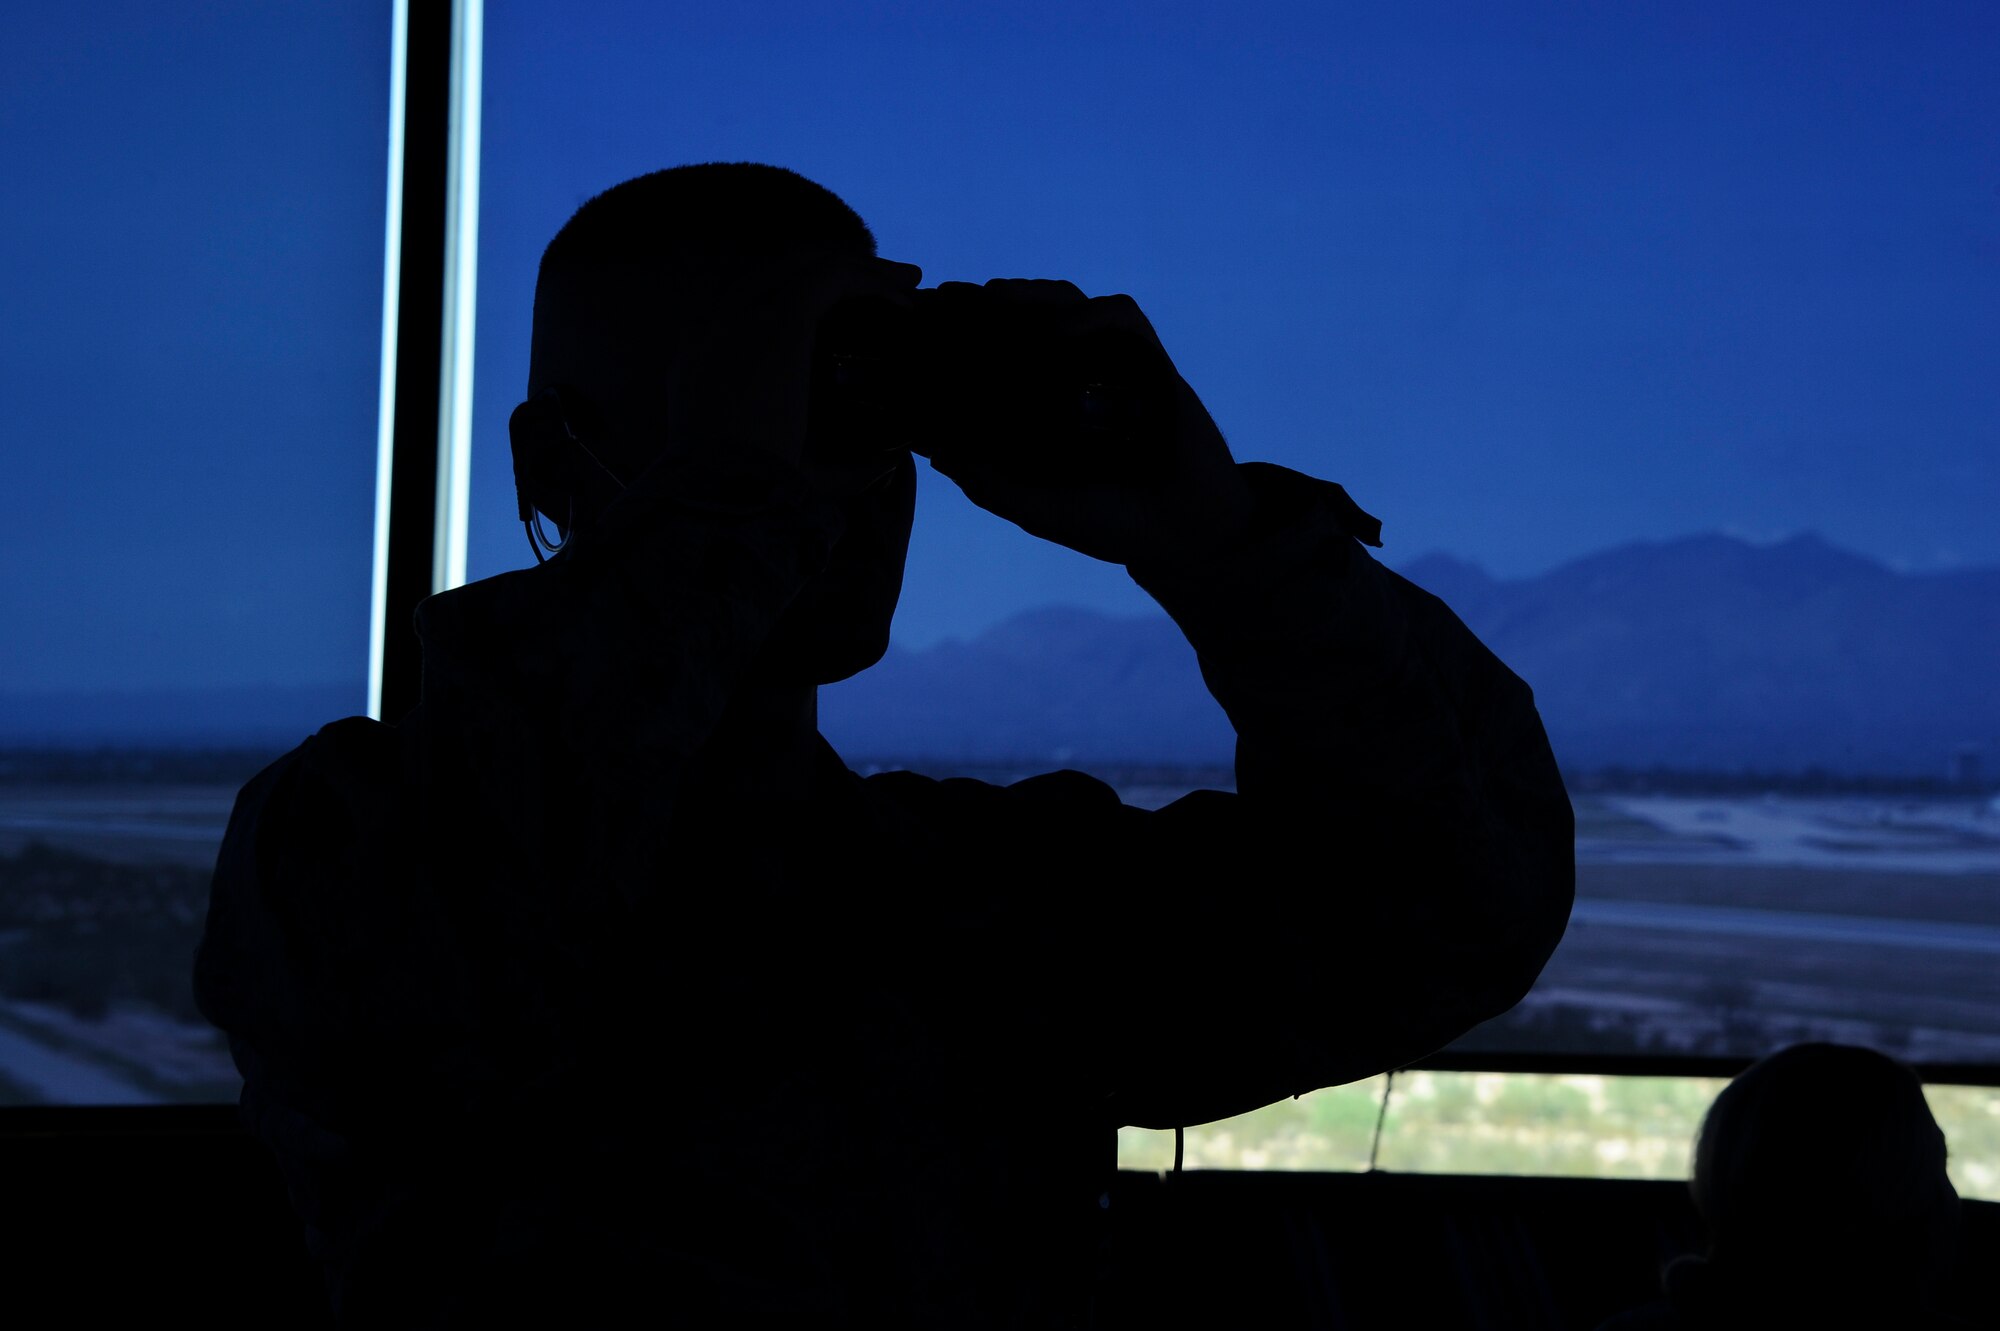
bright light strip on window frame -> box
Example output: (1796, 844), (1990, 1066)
(434, 0), (481, 595)
(368, 0), (480, 721)
(367, 0), (409, 723)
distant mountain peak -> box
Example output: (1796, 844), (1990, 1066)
(978, 603), (1127, 636)
(1397, 550), (1494, 580)
(1392, 552), (1501, 608)
(970, 603), (1178, 660)
(1546, 529), (1888, 587)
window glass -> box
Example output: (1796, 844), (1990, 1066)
(1121, 1074), (2000, 1203)
(0, 3), (389, 1104)
(468, 1), (1998, 1090)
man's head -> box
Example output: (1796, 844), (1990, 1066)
(1690, 1042), (1959, 1295)
(518, 163), (917, 685)
(527, 163), (879, 456)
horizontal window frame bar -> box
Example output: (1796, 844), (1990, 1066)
(1411, 1051), (2000, 1087)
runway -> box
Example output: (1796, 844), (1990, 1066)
(1570, 898), (2000, 956)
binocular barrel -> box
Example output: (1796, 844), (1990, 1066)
(809, 288), (1170, 484)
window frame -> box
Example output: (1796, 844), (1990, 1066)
(373, 0), (480, 727)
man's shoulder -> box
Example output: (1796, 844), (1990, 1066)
(300, 712), (402, 763)
(412, 564), (550, 646)
(219, 715), (412, 884)
(854, 761), (1127, 819)
(246, 714), (404, 800)
(197, 714), (419, 1044)
(1593, 1302), (1680, 1331)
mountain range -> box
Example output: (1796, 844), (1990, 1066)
(820, 532), (1999, 776)
(3, 533), (1993, 777)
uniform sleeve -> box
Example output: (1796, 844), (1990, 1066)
(193, 719), (480, 1113)
(995, 462), (1574, 1131)
(191, 716), (493, 1298)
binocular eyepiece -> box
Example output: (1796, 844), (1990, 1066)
(809, 285), (1172, 485)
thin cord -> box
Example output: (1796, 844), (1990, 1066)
(1368, 1070), (1396, 1172)
(525, 495), (575, 564)
(520, 388), (627, 566)
(1173, 1125), (1184, 1176)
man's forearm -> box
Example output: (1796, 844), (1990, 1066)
(1127, 463), (1454, 798)
(1123, 461), (1574, 1097)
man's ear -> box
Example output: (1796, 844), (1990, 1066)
(509, 395), (570, 527)
(510, 386), (632, 545)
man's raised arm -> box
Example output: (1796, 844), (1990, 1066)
(1100, 460), (1573, 1129)
(924, 281), (1572, 1131)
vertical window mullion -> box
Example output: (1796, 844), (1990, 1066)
(370, 0), (480, 725)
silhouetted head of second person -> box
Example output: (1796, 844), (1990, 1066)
(1672, 1041), (1960, 1319)
(517, 162), (916, 687)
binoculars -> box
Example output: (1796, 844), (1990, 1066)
(809, 284), (1173, 485)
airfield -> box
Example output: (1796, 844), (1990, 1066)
(1, 780), (1998, 1103)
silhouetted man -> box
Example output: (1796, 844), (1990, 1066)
(1598, 1043), (1969, 1330)
(195, 162), (1574, 1327)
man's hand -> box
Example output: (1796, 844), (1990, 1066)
(927, 279), (1256, 570)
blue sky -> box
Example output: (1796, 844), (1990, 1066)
(4, 3), (388, 693)
(4, 1), (1995, 689)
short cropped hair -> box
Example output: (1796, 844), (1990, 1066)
(521, 165), (880, 530)
(538, 162), (877, 284)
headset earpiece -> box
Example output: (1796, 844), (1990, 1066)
(509, 387), (630, 564)
(510, 388), (584, 562)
